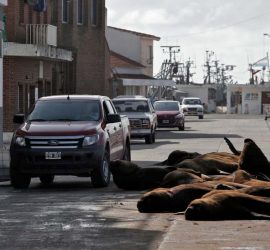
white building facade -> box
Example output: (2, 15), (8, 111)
(227, 84), (270, 115)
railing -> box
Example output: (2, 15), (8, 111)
(26, 24), (57, 47)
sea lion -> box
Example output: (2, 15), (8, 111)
(233, 169), (270, 187)
(109, 160), (171, 190)
(224, 137), (241, 156)
(175, 152), (239, 175)
(155, 150), (201, 166)
(137, 182), (213, 213)
(238, 138), (270, 177)
(160, 169), (205, 188)
(185, 190), (270, 220)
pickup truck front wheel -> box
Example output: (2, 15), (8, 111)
(91, 150), (111, 188)
(145, 131), (155, 144)
(40, 175), (54, 185)
(10, 162), (31, 189)
(122, 141), (131, 161)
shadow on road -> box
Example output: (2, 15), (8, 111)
(131, 132), (242, 148)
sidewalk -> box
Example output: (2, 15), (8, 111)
(0, 133), (12, 181)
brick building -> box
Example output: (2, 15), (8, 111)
(3, 0), (110, 132)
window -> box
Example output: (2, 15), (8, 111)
(28, 100), (101, 122)
(62, 0), (69, 23)
(77, 0), (83, 24)
(104, 100), (115, 114)
(91, 0), (98, 26)
(112, 100), (150, 113)
(18, 83), (37, 115)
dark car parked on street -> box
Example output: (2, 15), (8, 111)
(153, 100), (185, 130)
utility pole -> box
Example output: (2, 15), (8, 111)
(160, 46), (180, 62)
(185, 58), (194, 84)
(204, 50), (214, 84)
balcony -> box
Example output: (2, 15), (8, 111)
(3, 42), (73, 62)
(26, 24), (57, 47)
(3, 24), (73, 61)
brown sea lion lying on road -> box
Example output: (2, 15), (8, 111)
(233, 169), (270, 187)
(175, 152), (239, 175)
(137, 183), (214, 213)
(156, 150), (201, 166)
(160, 169), (205, 188)
(185, 190), (270, 220)
(109, 160), (171, 190)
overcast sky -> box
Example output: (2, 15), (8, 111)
(106, 0), (270, 84)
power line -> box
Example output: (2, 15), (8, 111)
(162, 10), (270, 39)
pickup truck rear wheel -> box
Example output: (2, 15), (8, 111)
(178, 123), (185, 131)
(152, 131), (156, 143)
(91, 150), (111, 188)
(40, 175), (54, 185)
(145, 133), (153, 144)
(122, 141), (131, 161)
(145, 130), (155, 144)
(10, 162), (31, 189)
(199, 115), (204, 119)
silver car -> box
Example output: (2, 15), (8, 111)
(113, 96), (157, 144)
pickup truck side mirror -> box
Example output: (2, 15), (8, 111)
(107, 114), (121, 123)
(13, 114), (25, 124)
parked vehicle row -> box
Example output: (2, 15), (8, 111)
(112, 95), (204, 144)
(10, 94), (204, 189)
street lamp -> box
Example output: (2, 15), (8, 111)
(263, 33), (270, 83)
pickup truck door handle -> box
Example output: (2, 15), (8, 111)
(113, 127), (117, 131)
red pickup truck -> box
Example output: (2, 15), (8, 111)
(10, 95), (131, 189)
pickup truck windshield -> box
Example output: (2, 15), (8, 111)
(28, 100), (101, 121)
(183, 99), (201, 105)
(154, 102), (179, 111)
(113, 100), (150, 113)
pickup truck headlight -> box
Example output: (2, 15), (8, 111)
(82, 135), (99, 147)
(142, 119), (150, 128)
(15, 136), (26, 147)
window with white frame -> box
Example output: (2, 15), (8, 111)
(62, 0), (69, 23)
(77, 0), (83, 25)
(91, 0), (98, 26)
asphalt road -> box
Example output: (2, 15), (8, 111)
(0, 114), (270, 250)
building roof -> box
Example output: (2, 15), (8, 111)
(110, 51), (145, 68)
(107, 26), (160, 41)
(115, 73), (154, 79)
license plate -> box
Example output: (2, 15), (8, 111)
(162, 120), (169, 124)
(45, 152), (61, 160)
